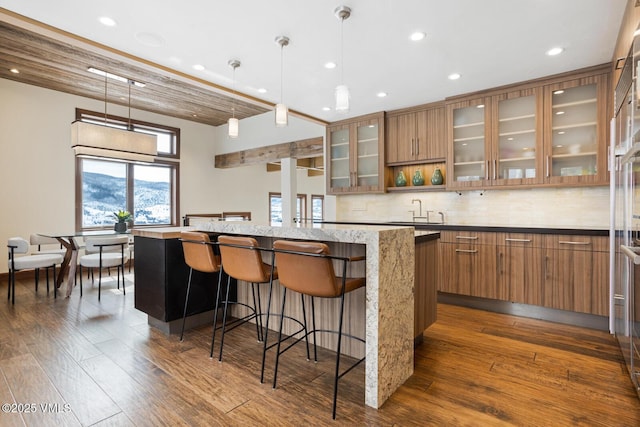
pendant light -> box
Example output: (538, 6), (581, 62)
(71, 68), (156, 162)
(227, 59), (240, 138)
(335, 5), (351, 112)
(275, 35), (290, 127)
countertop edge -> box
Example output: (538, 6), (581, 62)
(321, 221), (609, 236)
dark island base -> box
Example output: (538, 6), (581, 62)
(133, 235), (236, 334)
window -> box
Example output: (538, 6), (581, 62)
(311, 195), (324, 221)
(269, 192), (307, 224)
(75, 109), (179, 230)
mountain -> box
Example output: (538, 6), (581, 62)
(82, 171), (170, 226)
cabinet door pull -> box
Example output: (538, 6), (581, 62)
(558, 241), (590, 246)
(505, 238), (532, 243)
(546, 155), (550, 178)
(455, 249), (478, 253)
(416, 138), (420, 156)
(493, 159), (497, 180)
(411, 138), (414, 156)
(456, 235), (478, 240)
(486, 161), (490, 180)
(498, 252), (503, 274)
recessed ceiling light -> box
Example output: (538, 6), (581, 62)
(98, 16), (117, 27)
(192, 114), (198, 117)
(507, 137), (514, 141)
(135, 32), (165, 47)
(553, 90), (564, 95)
(409, 32), (426, 41)
(448, 73), (461, 80)
(193, 64), (205, 71)
(9, 68), (19, 74)
(257, 88), (267, 94)
(523, 147), (529, 151)
(555, 111), (565, 115)
(476, 104), (484, 109)
(546, 47), (563, 56)
(377, 92), (387, 98)
(558, 131), (566, 135)
(322, 107), (331, 111)
(324, 62), (336, 69)
(556, 145), (564, 148)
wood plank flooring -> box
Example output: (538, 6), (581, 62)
(1, 272), (639, 426)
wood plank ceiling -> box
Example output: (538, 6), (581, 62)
(0, 19), (271, 126)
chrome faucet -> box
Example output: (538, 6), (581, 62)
(437, 211), (445, 224)
(411, 199), (422, 219)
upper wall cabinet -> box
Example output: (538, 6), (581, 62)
(386, 103), (446, 165)
(326, 112), (386, 194)
(543, 74), (609, 185)
(446, 66), (610, 189)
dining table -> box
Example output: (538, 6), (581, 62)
(38, 230), (130, 297)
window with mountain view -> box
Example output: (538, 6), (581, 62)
(76, 109), (179, 230)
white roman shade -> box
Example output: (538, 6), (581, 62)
(71, 121), (157, 162)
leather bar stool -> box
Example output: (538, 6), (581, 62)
(214, 235), (278, 362)
(272, 239), (366, 420)
(179, 231), (221, 341)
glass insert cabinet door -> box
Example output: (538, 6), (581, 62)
(449, 98), (489, 187)
(544, 74), (607, 184)
(356, 122), (380, 188)
(495, 91), (540, 184)
(328, 125), (351, 191)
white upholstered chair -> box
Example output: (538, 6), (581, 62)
(79, 235), (129, 300)
(29, 234), (67, 285)
(7, 237), (64, 304)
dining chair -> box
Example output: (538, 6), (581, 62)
(7, 237), (64, 304)
(271, 239), (366, 419)
(78, 235), (129, 300)
(29, 234), (66, 287)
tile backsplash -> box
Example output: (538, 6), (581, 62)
(336, 187), (609, 228)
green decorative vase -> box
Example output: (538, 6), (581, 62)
(431, 168), (444, 185)
(395, 170), (407, 187)
(412, 170), (425, 186)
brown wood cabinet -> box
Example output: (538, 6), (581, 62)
(446, 65), (610, 190)
(439, 230), (609, 317)
(438, 231), (498, 298)
(326, 112), (386, 194)
(386, 103), (446, 165)
(415, 237), (438, 338)
(543, 234), (609, 316)
(496, 233), (543, 306)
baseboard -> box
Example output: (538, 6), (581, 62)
(438, 292), (609, 331)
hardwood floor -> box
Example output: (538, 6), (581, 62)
(1, 272), (639, 426)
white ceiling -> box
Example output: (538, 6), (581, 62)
(0, 0), (627, 123)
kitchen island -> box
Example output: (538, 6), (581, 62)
(133, 221), (416, 409)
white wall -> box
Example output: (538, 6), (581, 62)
(0, 78), (325, 273)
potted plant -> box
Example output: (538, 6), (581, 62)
(113, 210), (132, 232)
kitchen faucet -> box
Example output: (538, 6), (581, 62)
(411, 199), (422, 219)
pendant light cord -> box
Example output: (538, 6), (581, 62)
(104, 73), (108, 124)
(128, 81), (132, 130)
(280, 43), (284, 103)
(340, 16), (344, 85)
(232, 66), (236, 119)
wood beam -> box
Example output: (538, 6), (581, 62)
(215, 137), (323, 168)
